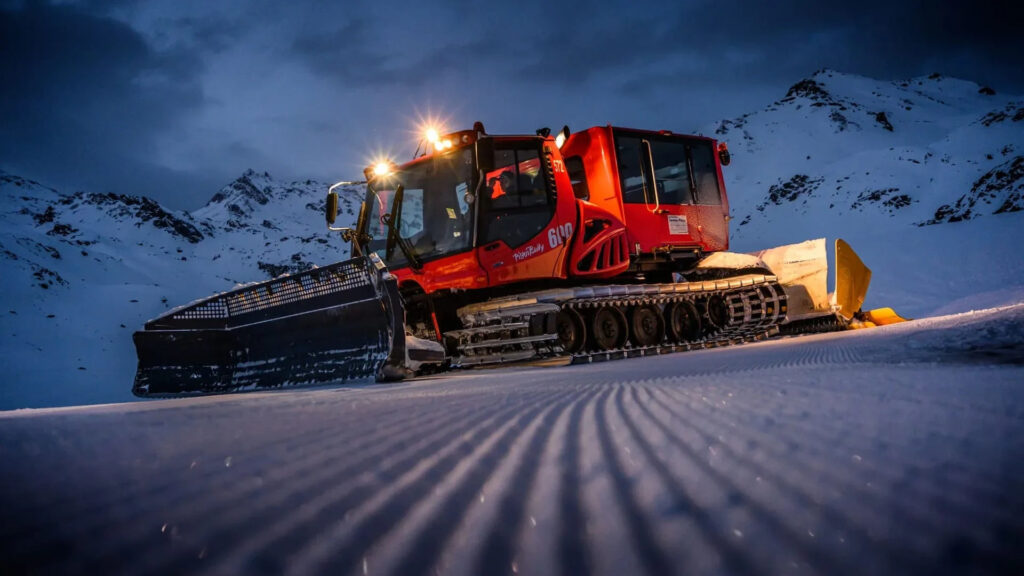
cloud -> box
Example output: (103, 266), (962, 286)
(502, 0), (1024, 95)
(290, 17), (403, 85)
(662, 0), (1024, 89)
(3, 0), (1021, 212)
(0, 2), (217, 207)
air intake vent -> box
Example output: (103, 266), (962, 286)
(573, 232), (629, 277)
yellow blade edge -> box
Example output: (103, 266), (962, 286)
(833, 238), (872, 321)
(862, 307), (909, 325)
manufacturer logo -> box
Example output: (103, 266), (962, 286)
(513, 242), (545, 262)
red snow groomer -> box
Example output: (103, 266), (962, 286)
(133, 122), (896, 396)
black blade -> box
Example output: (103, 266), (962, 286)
(133, 255), (403, 397)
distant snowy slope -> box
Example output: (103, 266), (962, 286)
(0, 170), (360, 409)
(188, 169), (361, 279)
(714, 70), (1023, 249)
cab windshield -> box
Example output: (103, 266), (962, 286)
(362, 147), (475, 267)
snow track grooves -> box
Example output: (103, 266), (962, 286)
(2, 311), (1024, 576)
(185, 392), (529, 575)
(635, 385), (917, 574)
(282, 388), (579, 575)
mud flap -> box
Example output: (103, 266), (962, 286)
(133, 254), (405, 397)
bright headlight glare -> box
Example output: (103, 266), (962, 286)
(425, 128), (440, 144)
(373, 162), (391, 176)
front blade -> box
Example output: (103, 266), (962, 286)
(750, 238), (831, 322)
(833, 238), (872, 320)
(133, 255), (402, 397)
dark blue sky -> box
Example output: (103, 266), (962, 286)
(3, 0), (1022, 209)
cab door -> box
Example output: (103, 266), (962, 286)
(476, 139), (576, 286)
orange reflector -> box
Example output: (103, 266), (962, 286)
(862, 307), (909, 326)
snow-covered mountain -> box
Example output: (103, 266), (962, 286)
(2, 70), (1023, 410)
(709, 70), (1024, 320)
(713, 70), (1023, 247)
(0, 170), (362, 409)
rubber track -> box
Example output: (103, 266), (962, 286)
(453, 276), (786, 367)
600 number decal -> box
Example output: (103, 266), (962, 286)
(547, 222), (573, 248)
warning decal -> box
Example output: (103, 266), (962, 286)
(668, 214), (689, 235)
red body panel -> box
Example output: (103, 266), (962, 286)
(392, 251), (489, 294)
(560, 125), (730, 256)
(370, 126), (731, 302)
(568, 200), (630, 279)
(621, 204), (728, 253)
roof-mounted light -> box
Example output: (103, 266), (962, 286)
(414, 121), (479, 158)
(364, 157), (395, 180)
(423, 125), (461, 152)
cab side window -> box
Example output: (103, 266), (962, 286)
(615, 133), (723, 206)
(564, 155), (589, 200)
(481, 146), (555, 247)
(688, 141), (723, 205)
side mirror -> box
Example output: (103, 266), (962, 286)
(718, 142), (731, 166)
(325, 192), (339, 225)
(555, 125), (570, 149)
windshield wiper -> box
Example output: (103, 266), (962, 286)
(396, 233), (422, 271)
(384, 185), (422, 270)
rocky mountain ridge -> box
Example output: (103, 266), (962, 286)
(712, 69), (1022, 248)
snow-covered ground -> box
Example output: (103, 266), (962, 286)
(2, 303), (1022, 575)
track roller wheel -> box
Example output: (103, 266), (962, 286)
(667, 301), (701, 342)
(591, 306), (628, 351)
(704, 294), (729, 333)
(629, 305), (664, 347)
(555, 308), (586, 354)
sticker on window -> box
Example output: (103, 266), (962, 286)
(456, 182), (469, 213)
(667, 214), (689, 235)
